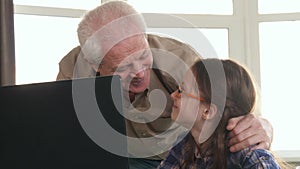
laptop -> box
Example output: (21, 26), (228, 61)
(0, 75), (129, 169)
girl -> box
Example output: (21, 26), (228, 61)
(158, 59), (288, 169)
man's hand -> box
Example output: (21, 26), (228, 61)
(226, 114), (273, 152)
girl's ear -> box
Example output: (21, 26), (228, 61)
(202, 103), (218, 120)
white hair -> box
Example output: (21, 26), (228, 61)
(77, 1), (147, 66)
(77, 1), (139, 45)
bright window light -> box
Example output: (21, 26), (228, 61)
(147, 28), (228, 59)
(260, 21), (300, 151)
(128, 0), (233, 15)
(259, 0), (300, 14)
(13, 0), (101, 10)
(14, 14), (81, 84)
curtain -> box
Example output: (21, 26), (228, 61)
(0, 0), (15, 86)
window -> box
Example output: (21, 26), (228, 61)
(128, 0), (232, 14)
(14, 0), (100, 10)
(147, 28), (228, 58)
(13, 0), (101, 84)
(14, 14), (80, 84)
(260, 21), (300, 151)
(256, 0), (300, 161)
(259, 0), (300, 14)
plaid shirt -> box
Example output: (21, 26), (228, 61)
(157, 134), (281, 169)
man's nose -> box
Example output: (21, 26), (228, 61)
(130, 69), (145, 78)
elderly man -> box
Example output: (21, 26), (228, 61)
(57, 1), (273, 169)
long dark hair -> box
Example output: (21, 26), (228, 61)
(181, 59), (257, 169)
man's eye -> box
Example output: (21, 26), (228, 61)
(116, 66), (127, 72)
(140, 51), (150, 60)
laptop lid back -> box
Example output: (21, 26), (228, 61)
(0, 76), (128, 169)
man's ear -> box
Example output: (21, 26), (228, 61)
(202, 103), (218, 120)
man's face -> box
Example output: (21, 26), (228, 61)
(98, 34), (153, 94)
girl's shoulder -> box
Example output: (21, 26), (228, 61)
(228, 147), (281, 169)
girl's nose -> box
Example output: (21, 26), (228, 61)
(171, 90), (180, 100)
